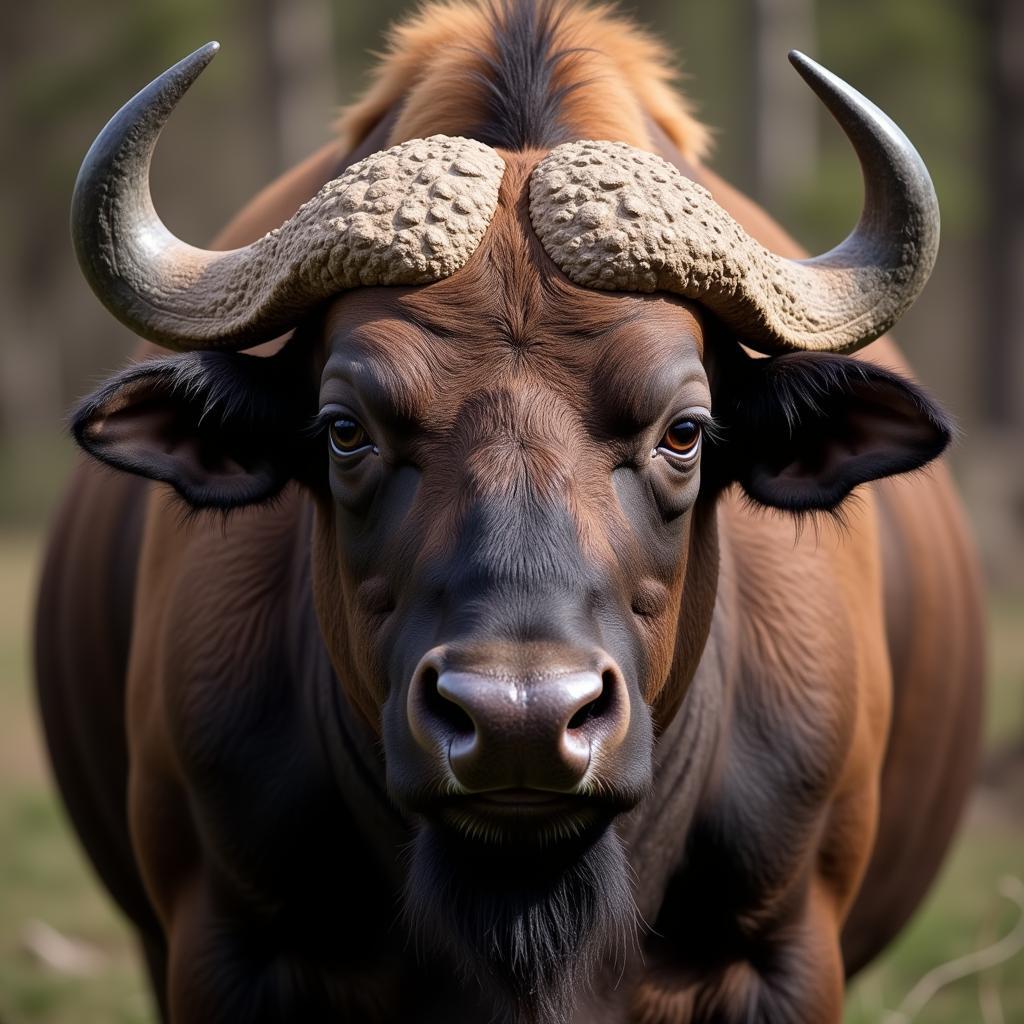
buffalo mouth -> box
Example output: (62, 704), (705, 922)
(435, 788), (608, 847)
(404, 778), (647, 850)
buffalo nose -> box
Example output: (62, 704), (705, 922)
(407, 658), (630, 792)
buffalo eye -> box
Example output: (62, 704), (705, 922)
(658, 418), (702, 463)
(329, 417), (374, 459)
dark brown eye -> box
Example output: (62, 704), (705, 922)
(659, 419), (702, 461)
(329, 417), (373, 458)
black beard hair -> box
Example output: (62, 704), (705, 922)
(403, 824), (638, 1024)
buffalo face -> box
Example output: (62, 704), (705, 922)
(312, 287), (713, 830)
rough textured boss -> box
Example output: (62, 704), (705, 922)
(37, 3), (983, 1023)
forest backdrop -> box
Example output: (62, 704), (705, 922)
(0, 2), (1021, 1023)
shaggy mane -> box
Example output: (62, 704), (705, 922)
(337, 0), (710, 159)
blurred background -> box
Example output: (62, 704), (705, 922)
(0, 1), (1020, 1021)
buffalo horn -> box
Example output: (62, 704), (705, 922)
(70, 44), (505, 351)
(529, 52), (940, 354)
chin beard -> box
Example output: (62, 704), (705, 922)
(403, 823), (638, 1024)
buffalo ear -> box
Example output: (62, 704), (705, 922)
(717, 353), (954, 512)
(72, 347), (315, 509)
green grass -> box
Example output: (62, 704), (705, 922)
(1, 531), (1021, 1023)
(845, 824), (1024, 1023)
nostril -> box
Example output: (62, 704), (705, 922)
(566, 701), (596, 731)
(567, 669), (617, 730)
(421, 666), (475, 737)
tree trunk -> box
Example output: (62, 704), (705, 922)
(983, 0), (1024, 428)
(254, 0), (338, 173)
(748, 0), (818, 211)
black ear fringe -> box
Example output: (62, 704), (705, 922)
(166, 480), (296, 534)
(69, 338), (321, 512)
(703, 342), (956, 520)
(735, 483), (863, 547)
(752, 353), (956, 446)
(71, 343), (314, 443)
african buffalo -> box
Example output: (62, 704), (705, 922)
(36, 2), (984, 1021)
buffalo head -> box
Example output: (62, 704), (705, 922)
(69, 43), (951, 1021)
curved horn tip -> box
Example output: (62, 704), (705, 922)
(786, 49), (901, 136)
(787, 49), (813, 72)
(171, 41), (221, 83)
(69, 39), (226, 343)
(195, 40), (221, 61)
(147, 43), (221, 100)
(786, 49), (850, 101)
